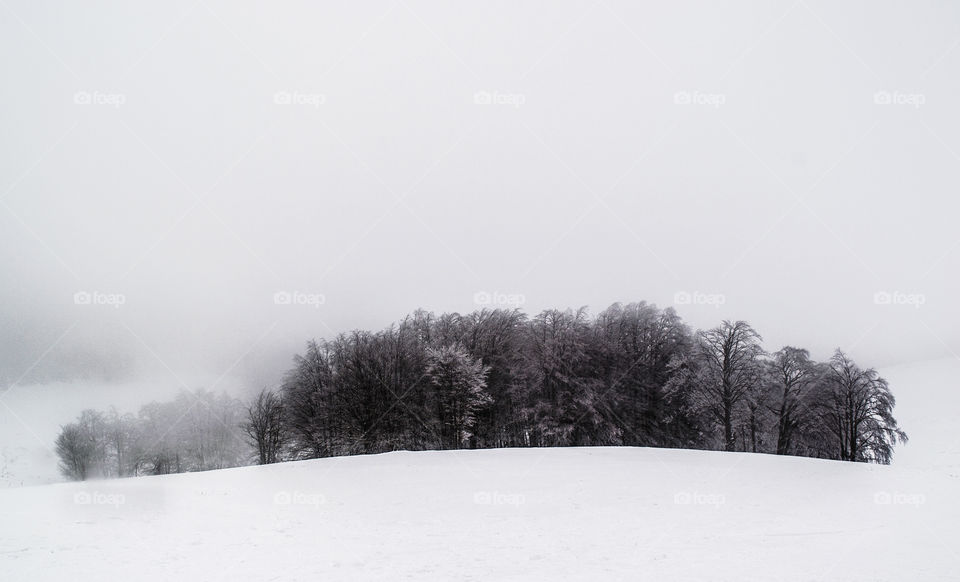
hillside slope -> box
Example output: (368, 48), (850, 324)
(0, 445), (956, 581)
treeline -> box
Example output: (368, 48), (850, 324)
(269, 304), (906, 464)
(55, 302), (909, 480)
(55, 389), (246, 480)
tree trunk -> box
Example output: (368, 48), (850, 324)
(723, 405), (734, 452)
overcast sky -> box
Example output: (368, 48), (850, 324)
(2, 0), (959, 403)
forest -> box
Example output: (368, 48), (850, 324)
(54, 302), (908, 480)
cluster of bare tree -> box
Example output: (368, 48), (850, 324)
(55, 389), (246, 480)
(55, 302), (908, 481)
(254, 304), (906, 466)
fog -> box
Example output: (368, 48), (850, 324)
(2, 0), (959, 416)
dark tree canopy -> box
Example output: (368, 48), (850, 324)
(54, 303), (909, 481)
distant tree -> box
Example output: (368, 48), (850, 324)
(243, 388), (286, 464)
(819, 350), (907, 464)
(694, 321), (765, 451)
(81, 409), (113, 477)
(55, 423), (94, 480)
(133, 399), (183, 475)
(123, 389), (244, 475)
(52, 302), (910, 478)
(105, 407), (136, 477)
(424, 344), (491, 449)
(55, 409), (116, 480)
(178, 389), (245, 471)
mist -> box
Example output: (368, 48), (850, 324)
(3, 0), (959, 442)
(3, 4), (959, 580)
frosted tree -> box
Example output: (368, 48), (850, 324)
(766, 347), (818, 455)
(78, 409), (111, 477)
(175, 389), (245, 471)
(282, 339), (336, 458)
(592, 303), (693, 447)
(105, 407), (136, 477)
(459, 308), (528, 448)
(522, 308), (620, 447)
(329, 329), (417, 454)
(54, 410), (113, 480)
(132, 399), (184, 474)
(424, 343), (491, 449)
(820, 350), (907, 464)
(55, 423), (94, 480)
(694, 321), (765, 451)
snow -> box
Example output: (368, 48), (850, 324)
(1, 357), (957, 580)
(0, 446), (956, 581)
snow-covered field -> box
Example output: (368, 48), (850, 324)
(0, 446), (956, 581)
(1, 358), (957, 581)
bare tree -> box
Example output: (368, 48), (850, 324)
(282, 339), (336, 458)
(592, 303), (694, 447)
(105, 407), (135, 477)
(767, 347), (817, 455)
(55, 423), (94, 480)
(523, 308), (613, 447)
(821, 350), (907, 463)
(695, 321), (765, 451)
(243, 388), (286, 464)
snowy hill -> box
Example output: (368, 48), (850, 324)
(2, 356), (957, 580)
(0, 446), (956, 581)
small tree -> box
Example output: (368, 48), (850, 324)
(424, 344), (491, 449)
(243, 388), (286, 464)
(55, 423), (94, 480)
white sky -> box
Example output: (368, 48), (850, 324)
(2, 1), (959, 398)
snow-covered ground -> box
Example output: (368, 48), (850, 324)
(0, 447), (956, 581)
(1, 357), (957, 581)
